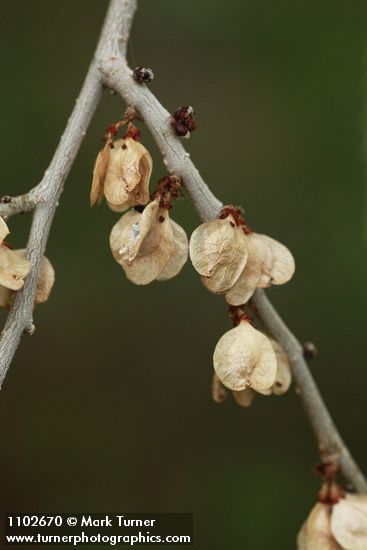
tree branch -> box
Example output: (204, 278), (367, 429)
(253, 289), (367, 492)
(100, 29), (367, 492)
(1, 0), (365, 494)
(0, 0), (137, 387)
(0, 193), (38, 219)
(101, 59), (222, 222)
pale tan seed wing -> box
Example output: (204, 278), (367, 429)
(331, 494), (367, 550)
(90, 141), (111, 206)
(133, 153), (152, 206)
(0, 285), (12, 309)
(109, 203), (174, 285)
(104, 144), (132, 206)
(212, 374), (228, 404)
(156, 220), (188, 281)
(0, 217), (9, 243)
(109, 201), (159, 265)
(133, 200), (161, 259)
(213, 321), (277, 391)
(123, 209), (174, 285)
(36, 256), (55, 304)
(249, 327), (278, 391)
(232, 388), (255, 407)
(249, 233), (295, 287)
(296, 521), (308, 550)
(110, 209), (141, 265)
(106, 201), (130, 213)
(256, 388), (272, 396)
(214, 324), (253, 391)
(121, 139), (151, 193)
(303, 504), (341, 550)
(269, 338), (292, 395)
(191, 219), (248, 293)
(225, 237), (262, 305)
(104, 139), (152, 206)
(190, 218), (242, 276)
(0, 246), (30, 290)
(12, 250), (55, 304)
(203, 223), (248, 291)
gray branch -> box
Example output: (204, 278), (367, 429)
(1, 0), (365, 494)
(101, 34), (367, 492)
(0, 193), (38, 219)
(0, 0), (137, 386)
(253, 289), (367, 492)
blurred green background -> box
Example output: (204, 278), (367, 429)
(0, 0), (367, 548)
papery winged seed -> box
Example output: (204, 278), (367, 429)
(296, 522), (307, 550)
(109, 200), (174, 285)
(255, 336), (288, 398)
(190, 217), (248, 293)
(212, 374), (228, 404)
(0, 246), (30, 290)
(190, 217), (246, 276)
(225, 236), (262, 305)
(232, 388), (255, 408)
(123, 213), (174, 285)
(213, 321), (277, 391)
(0, 285), (11, 309)
(11, 250), (55, 305)
(156, 220), (188, 281)
(35, 255), (55, 304)
(256, 387), (272, 396)
(103, 142), (130, 205)
(269, 338), (292, 395)
(110, 209), (142, 264)
(249, 233), (295, 287)
(135, 153), (152, 204)
(104, 138), (152, 207)
(90, 141), (111, 206)
(0, 217), (9, 243)
(297, 503), (341, 550)
(331, 494), (367, 550)
(129, 200), (160, 262)
(106, 201), (129, 213)
(110, 201), (159, 265)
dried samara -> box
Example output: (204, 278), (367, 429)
(189, 206), (295, 306)
(0, 217), (30, 294)
(0, 251), (55, 309)
(213, 318), (277, 392)
(90, 136), (152, 212)
(109, 200), (188, 285)
(298, 494), (367, 550)
(229, 337), (292, 407)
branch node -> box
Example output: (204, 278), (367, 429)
(24, 323), (36, 336)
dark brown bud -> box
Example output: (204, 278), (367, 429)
(0, 196), (12, 204)
(171, 106), (196, 138)
(24, 323), (36, 336)
(133, 67), (154, 84)
(172, 120), (190, 138)
(184, 117), (196, 132)
(303, 341), (318, 360)
(173, 106), (194, 122)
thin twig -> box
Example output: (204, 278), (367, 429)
(101, 59), (222, 222)
(253, 289), (367, 492)
(0, 193), (38, 219)
(0, 0), (137, 387)
(101, 28), (367, 492)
